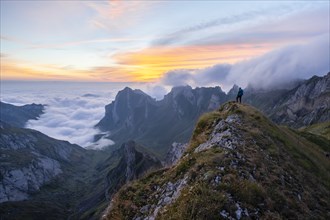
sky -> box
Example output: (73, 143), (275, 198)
(0, 0), (329, 88)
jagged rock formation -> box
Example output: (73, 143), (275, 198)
(0, 102), (44, 128)
(76, 141), (162, 219)
(105, 141), (162, 197)
(163, 142), (188, 167)
(96, 86), (227, 156)
(270, 73), (330, 127)
(104, 102), (330, 220)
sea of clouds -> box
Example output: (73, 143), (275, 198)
(0, 81), (154, 149)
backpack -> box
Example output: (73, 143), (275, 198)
(238, 89), (243, 96)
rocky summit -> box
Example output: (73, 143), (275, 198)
(104, 102), (330, 220)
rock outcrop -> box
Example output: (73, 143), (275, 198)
(163, 142), (188, 167)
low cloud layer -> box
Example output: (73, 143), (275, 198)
(1, 82), (145, 149)
(26, 96), (108, 148)
(159, 35), (329, 91)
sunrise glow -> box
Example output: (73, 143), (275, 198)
(1, 1), (329, 82)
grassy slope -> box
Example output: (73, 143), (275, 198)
(105, 102), (330, 220)
(301, 121), (330, 141)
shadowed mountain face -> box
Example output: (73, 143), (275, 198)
(104, 102), (330, 220)
(0, 121), (161, 220)
(0, 120), (91, 219)
(76, 141), (162, 219)
(0, 102), (44, 128)
(244, 72), (330, 128)
(96, 86), (228, 157)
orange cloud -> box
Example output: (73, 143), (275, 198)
(112, 44), (274, 81)
(0, 57), (134, 82)
(1, 43), (275, 82)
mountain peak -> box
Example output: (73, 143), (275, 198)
(119, 87), (149, 97)
(227, 84), (240, 97)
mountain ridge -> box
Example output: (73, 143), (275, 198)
(0, 102), (44, 128)
(104, 102), (330, 219)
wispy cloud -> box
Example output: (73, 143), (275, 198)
(85, 0), (155, 31)
(153, 3), (306, 46)
(153, 3), (327, 47)
(28, 38), (148, 49)
(197, 7), (329, 47)
(1, 34), (147, 49)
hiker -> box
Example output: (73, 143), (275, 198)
(236, 87), (243, 103)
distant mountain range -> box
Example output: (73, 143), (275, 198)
(96, 72), (330, 157)
(96, 86), (227, 157)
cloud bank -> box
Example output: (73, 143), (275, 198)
(25, 96), (108, 149)
(159, 35), (329, 91)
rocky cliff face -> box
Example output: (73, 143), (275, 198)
(0, 121), (86, 203)
(0, 102), (44, 128)
(163, 142), (188, 167)
(105, 141), (162, 197)
(269, 73), (330, 127)
(104, 102), (330, 220)
(97, 87), (157, 132)
(245, 72), (330, 128)
(96, 86), (227, 157)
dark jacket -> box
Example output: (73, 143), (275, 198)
(237, 88), (244, 96)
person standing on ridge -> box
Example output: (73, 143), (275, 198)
(236, 87), (244, 103)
